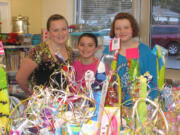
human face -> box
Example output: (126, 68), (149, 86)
(48, 19), (69, 45)
(114, 19), (133, 43)
(78, 36), (97, 60)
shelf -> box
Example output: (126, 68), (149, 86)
(4, 45), (34, 49)
(3, 45), (32, 97)
(9, 92), (27, 100)
(7, 70), (17, 75)
(165, 69), (180, 86)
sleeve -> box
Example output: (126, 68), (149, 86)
(139, 43), (158, 100)
(27, 45), (42, 64)
(103, 46), (110, 54)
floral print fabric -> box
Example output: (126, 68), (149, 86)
(27, 42), (75, 87)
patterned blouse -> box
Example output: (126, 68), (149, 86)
(27, 42), (75, 88)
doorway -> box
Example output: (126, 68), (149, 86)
(0, 1), (11, 33)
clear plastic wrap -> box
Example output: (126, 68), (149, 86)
(0, 41), (10, 134)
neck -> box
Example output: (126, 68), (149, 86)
(48, 39), (66, 50)
(47, 39), (68, 60)
(118, 39), (139, 56)
(121, 39), (135, 49)
(79, 57), (95, 65)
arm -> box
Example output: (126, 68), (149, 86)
(16, 57), (38, 94)
(139, 43), (158, 100)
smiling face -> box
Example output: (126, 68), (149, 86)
(78, 36), (97, 60)
(48, 19), (69, 46)
(114, 19), (133, 43)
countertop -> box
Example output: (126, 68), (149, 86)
(165, 69), (180, 86)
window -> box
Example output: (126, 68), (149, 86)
(74, 0), (132, 31)
(152, 26), (179, 34)
(151, 0), (180, 69)
(72, 0), (132, 48)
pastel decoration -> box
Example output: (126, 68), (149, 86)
(109, 50), (118, 80)
(126, 58), (140, 101)
(126, 48), (139, 59)
(108, 38), (120, 80)
(0, 66), (10, 134)
(111, 60), (117, 71)
(67, 124), (81, 135)
(91, 59), (106, 121)
(92, 91), (102, 121)
(10, 130), (20, 135)
(115, 74), (122, 110)
(136, 76), (147, 129)
(80, 120), (99, 135)
(100, 107), (120, 135)
(154, 45), (167, 90)
(91, 60), (106, 91)
(128, 59), (140, 82)
(0, 41), (5, 55)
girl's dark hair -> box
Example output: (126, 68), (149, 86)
(47, 14), (68, 31)
(78, 33), (98, 47)
(110, 12), (139, 38)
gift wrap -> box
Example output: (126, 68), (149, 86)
(0, 41), (10, 135)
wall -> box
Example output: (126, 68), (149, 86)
(42, 0), (74, 29)
(10, 0), (74, 34)
(0, 0), (9, 2)
(11, 0), (43, 34)
(139, 0), (150, 45)
(133, 0), (150, 45)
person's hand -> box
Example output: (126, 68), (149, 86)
(26, 88), (32, 96)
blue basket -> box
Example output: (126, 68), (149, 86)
(32, 34), (41, 45)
